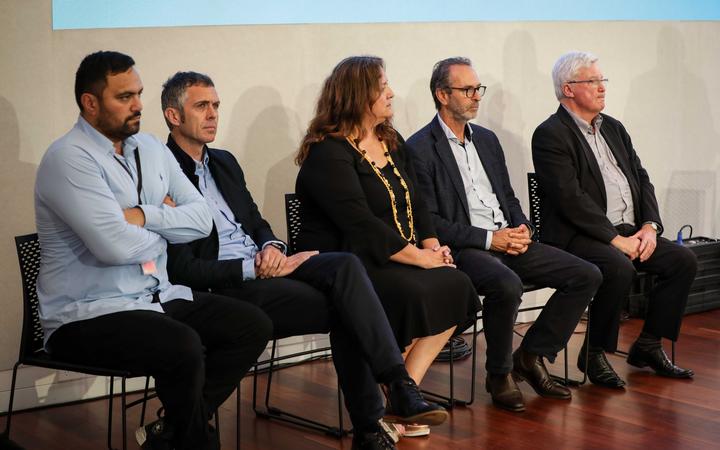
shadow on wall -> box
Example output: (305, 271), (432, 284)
(396, 76), (430, 137)
(481, 31), (551, 211)
(664, 171), (716, 239)
(224, 86), (302, 244)
(0, 96), (38, 369)
(624, 26), (719, 238)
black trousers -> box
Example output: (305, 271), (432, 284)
(216, 252), (403, 432)
(48, 292), (272, 450)
(455, 242), (600, 374)
(566, 225), (698, 351)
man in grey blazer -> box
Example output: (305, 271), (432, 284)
(406, 57), (600, 412)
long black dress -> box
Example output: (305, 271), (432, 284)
(295, 134), (479, 350)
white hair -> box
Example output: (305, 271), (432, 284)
(552, 51), (599, 101)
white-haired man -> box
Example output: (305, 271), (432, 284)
(532, 51), (697, 388)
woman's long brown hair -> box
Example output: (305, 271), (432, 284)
(295, 55), (399, 165)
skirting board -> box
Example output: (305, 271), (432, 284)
(0, 333), (331, 414)
(0, 290), (549, 414)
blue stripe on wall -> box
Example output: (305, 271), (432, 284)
(53, 0), (720, 30)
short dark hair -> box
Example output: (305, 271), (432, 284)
(74, 51), (135, 111)
(429, 57), (472, 110)
(161, 71), (215, 129)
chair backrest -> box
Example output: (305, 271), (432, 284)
(14, 233), (45, 360)
(284, 193), (302, 254)
(527, 173), (542, 242)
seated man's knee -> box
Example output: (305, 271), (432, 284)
(488, 271), (524, 302)
(165, 326), (205, 369)
(574, 261), (603, 291)
(676, 246), (698, 276)
(227, 304), (273, 348)
(333, 252), (366, 274)
(602, 253), (635, 289)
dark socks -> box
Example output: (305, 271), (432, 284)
(636, 330), (662, 350)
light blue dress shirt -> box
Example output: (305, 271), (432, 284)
(438, 114), (508, 250)
(194, 153), (257, 280)
(193, 152), (285, 280)
(34, 116), (213, 346)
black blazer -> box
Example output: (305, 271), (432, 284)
(165, 135), (280, 290)
(295, 134), (436, 267)
(531, 105), (662, 249)
(405, 116), (531, 252)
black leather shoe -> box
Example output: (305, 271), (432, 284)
(352, 429), (397, 450)
(383, 377), (448, 426)
(512, 348), (571, 399)
(627, 342), (694, 378)
(577, 344), (625, 389)
(485, 373), (525, 412)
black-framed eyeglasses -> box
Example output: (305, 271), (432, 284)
(566, 78), (609, 87)
(447, 85), (487, 98)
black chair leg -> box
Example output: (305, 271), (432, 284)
(672, 340), (676, 365)
(336, 381), (343, 434)
(3, 362), (21, 437)
(422, 317), (479, 408)
(264, 340), (278, 411)
(467, 319), (478, 406)
(121, 377), (128, 450)
(107, 376), (115, 450)
(139, 376), (151, 426)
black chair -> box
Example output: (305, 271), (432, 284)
(6, 233), (145, 450)
(248, 194), (346, 437)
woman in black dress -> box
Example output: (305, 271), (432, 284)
(295, 56), (479, 396)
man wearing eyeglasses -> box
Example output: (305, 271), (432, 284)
(406, 57), (599, 412)
(532, 51), (697, 389)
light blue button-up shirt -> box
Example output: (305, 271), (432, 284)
(35, 116), (213, 346)
(438, 114), (508, 250)
(194, 153), (257, 280)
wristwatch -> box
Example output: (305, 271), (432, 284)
(647, 222), (659, 233)
(267, 242), (286, 252)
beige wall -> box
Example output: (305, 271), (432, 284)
(1, 1), (719, 375)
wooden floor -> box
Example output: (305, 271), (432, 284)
(4, 310), (720, 450)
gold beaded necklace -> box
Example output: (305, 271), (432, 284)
(346, 137), (416, 244)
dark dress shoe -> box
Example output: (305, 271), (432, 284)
(383, 377), (448, 426)
(485, 373), (525, 412)
(512, 348), (571, 399)
(577, 345), (626, 389)
(627, 343), (694, 378)
(352, 430), (397, 450)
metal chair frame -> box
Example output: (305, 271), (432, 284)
(6, 233), (145, 450)
(247, 194), (347, 437)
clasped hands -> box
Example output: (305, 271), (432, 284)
(419, 238), (455, 269)
(255, 245), (318, 279)
(610, 224), (657, 262)
(490, 224), (532, 256)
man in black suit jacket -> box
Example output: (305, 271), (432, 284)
(406, 58), (600, 412)
(160, 72), (448, 450)
(532, 51), (697, 388)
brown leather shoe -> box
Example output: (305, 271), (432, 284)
(485, 373), (525, 412)
(512, 348), (571, 399)
(627, 342), (694, 378)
